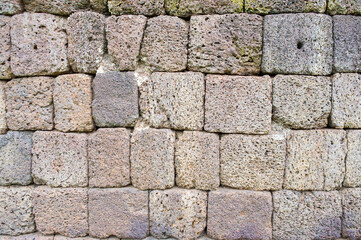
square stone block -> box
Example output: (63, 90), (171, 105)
(262, 13), (333, 75)
(92, 72), (138, 127)
(328, 0), (361, 15)
(89, 188), (149, 239)
(284, 130), (346, 191)
(150, 188), (207, 239)
(130, 128), (175, 190)
(207, 189), (272, 240)
(245, 0), (326, 14)
(0, 0), (23, 15)
(0, 82), (6, 134)
(10, 13), (69, 76)
(54, 74), (94, 132)
(5, 77), (53, 131)
(273, 190), (342, 240)
(108, 0), (164, 15)
(344, 131), (361, 187)
(32, 131), (88, 187)
(1, 233), (54, 240)
(140, 16), (188, 71)
(33, 187), (88, 238)
(0, 16), (12, 79)
(24, 0), (89, 15)
(342, 188), (361, 239)
(189, 14), (263, 75)
(89, 128), (131, 188)
(273, 75), (331, 129)
(204, 75), (272, 134)
(140, 72), (204, 130)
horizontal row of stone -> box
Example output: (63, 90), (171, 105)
(1, 12), (360, 79)
(1, 186), (360, 240)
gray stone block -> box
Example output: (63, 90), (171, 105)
(0, 0), (23, 15)
(0, 82), (6, 134)
(0, 16), (12, 79)
(344, 131), (361, 187)
(342, 188), (361, 239)
(24, 0), (89, 15)
(245, 0), (326, 14)
(0, 233), (54, 240)
(108, 0), (165, 15)
(328, 0), (361, 15)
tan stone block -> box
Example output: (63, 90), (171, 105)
(0, 82), (6, 134)
(0, 0), (23, 15)
(0, 16), (12, 79)
(24, 0), (89, 15)
(108, 0), (164, 16)
(245, 0), (326, 14)
(342, 188), (361, 239)
(344, 131), (361, 187)
(90, 0), (107, 13)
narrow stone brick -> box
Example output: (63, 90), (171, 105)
(273, 75), (331, 129)
(89, 188), (148, 239)
(32, 131), (88, 187)
(0, 0), (23, 15)
(273, 190), (342, 240)
(54, 236), (119, 240)
(140, 72), (204, 130)
(150, 188), (207, 239)
(106, 15), (147, 70)
(90, 0), (108, 13)
(342, 188), (361, 239)
(89, 128), (131, 188)
(0, 82), (6, 134)
(205, 75), (272, 134)
(33, 187), (88, 238)
(0, 16), (12, 79)
(245, 0), (326, 14)
(284, 130), (346, 191)
(5, 77), (53, 131)
(262, 13), (333, 75)
(0, 233), (54, 240)
(328, 0), (361, 15)
(108, 0), (164, 15)
(92, 72), (138, 127)
(344, 131), (361, 187)
(24, 0), (89, 15)
(130, 128), (175, 190)
(10, 13), (69, 77)
(140, 16), (188, 72)
(207, 189), (272, 240)
(54, 74), (94, 132)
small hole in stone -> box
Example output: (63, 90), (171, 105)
(297, 41), (303, 49)
(33, 44), (38, 50)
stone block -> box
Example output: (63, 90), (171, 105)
(33, 187), (88, 238)
(32, 131), (88, 187)
(0, 0), (23, 15)
(0, 233), (54, 240)
(0, 16), (12, 79)
(92, 72), (138, 127)
(342, 188), (361, 239)
(207, 189), (272, 240)
(5, 77), (53, 131)
(189, 14), (263, 75)
(54, 74), (94, 132)
(150, 188), (207, 239)
(140, 16), (188, 72)
(262, 13), (333, 75)
(90, 0), (108, 13)
(89, 188), (148, 239)
(273, 75), (331, 129)
(273, 190), (342, 240)
(54, 236), (119, 240)
(204, 75), (272, 134)
(328, 0), (361, 15)
(108, 0), (164, 15)
(0, 82), (6, 134)
(140, 72), (204, 130)
(344, 131), (361, 187)
(245, 0), (326, 14)
(24, 0), (89, 15)
(130, 128), (175, 190)
(10, 13), (69, 76)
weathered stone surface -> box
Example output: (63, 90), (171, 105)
(54, 74), (94, 132)
(89, 188), (148, 239)
(140, 72), (204, 130)
(106, 15), (146, 70)
(207, 189), (272, 240)
(344, 131), (361, 187)
(273, 190), (342, 240)
(130, 128), (175, 190)
(245, 0), (326, 14)
(24, 0), (89, 15)
(0, 82), (6, 134)
(0, 233), (54, 240)
(189, 14), (263, 75)
(32, 131), (88, 187)
(0, 16), (12, 79)
(33, 187), (88, 238)
(108, 0), (164, 15)
(10, 13), (69, 76)
(150, 188), (207, 239)
(140, 16), (188, 72)
(89, 128), (131, 188)
(54, 236), (119, 240)
(342, 188), (361, 239)
(90, 0), (108, 13)
(0, 0), (23, 15)
(328, 0), (361, 15)
(331, 73), (361, 128)
(0, 131), (33, 186)
(5, 77), (53, 131)
(333, 16), (361, 73)
(92, 72), (138, 127)
(273, 75), (331, 129)
(262, 13), (333, 75)
(284, 130), (346, 191)
(205, 75), (272, 134)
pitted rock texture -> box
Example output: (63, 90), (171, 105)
(328, 0), (361, 14)
(0, 82), (6, 134)
(344, 131), (361, 187)
(1, 233), (54, 240)
(54, 236), (119, 240)
(0, 0), (23, 15)
(262, 13), (333, 75)
(0, 16), (12, 79)
(342, 188), (361, 239)
(108, 0), (165, 15)
(245, 0), (327, 14)
(189, 14), (263, 75)
(90, 0), (108, 13)
(24, 0), (89, 15)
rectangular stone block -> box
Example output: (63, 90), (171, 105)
(108, 0), (164, 15)
(90, 0), (107, 13)
(89, 128), (131, 188)
(0, 233), (54, 240)
(0, 82), (6, 134)
(342, 188), (361, 239)
(140, 16), (188, 72)
(205, 75), (272, 134)
(10, 13), (69, 76)
(0, 16), (12, 79)
(54, 74), (94, 132)
(273, 190), (342, 240)
(5, 77), (53, 131)
(0, 0), (23, 15)
(24, 0), (89, 15)
(328, 0), (361, 14)
(207, 189), (272, 240)
(92, 72), (138, 127)
(245, 0), (326, 14)
(89, 188), (149, 239)
(32, 131), (88, 187)
(284, 130), (346, 191)
(33, 187), (88, 238)
(140, 72), (204, 130)
(344, 131), (361, 187)
(262, 13), (333, 75)
(150, 188), (207, 239)
(189, 14), (263, 75)
(130, 128), (175, 190)
(54, 236), (118, 240)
